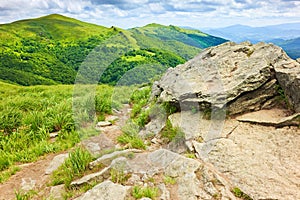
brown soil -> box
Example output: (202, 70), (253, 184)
(0, 152), (66, 200)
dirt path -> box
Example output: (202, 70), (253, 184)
(0, 153), (64, 200)
(0, 104), (132, 200)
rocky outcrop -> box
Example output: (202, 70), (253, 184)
(149, 41), (300, 199)
(47, 42), (300, 200)
(152, 41), (300, 114)
(164, 110), (300, 200)
(73, 149), (236, 200)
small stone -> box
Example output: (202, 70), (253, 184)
(106, 116), (119, 122)
(47, 184), (65, 200)
(49, 132), (59, 138)
(21, 178), (36, 191)
(45, 154), (69, 175)
(84, 142), (100, 154)
(127, 174), (141, 185)
(151, 137), (159, 144)
(96, 121), (112, 128)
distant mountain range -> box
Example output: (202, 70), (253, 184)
(205, 23), (300, 59)
(0, 14), (227, 86)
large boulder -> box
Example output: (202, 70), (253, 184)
(152, 41), (300, 114)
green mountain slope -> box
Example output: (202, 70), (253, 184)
(0, 14), (227, 86)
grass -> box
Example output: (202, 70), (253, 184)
(62, 180), (99, 200)
(110, 167), (131, 185)
(0, 14), (226, 86)
(132, 185), (159, 199)
(276, 84), (292, 110)
(0, 166), (20, 183)
(51, 147), (93, 187)
(117, 86), (153, 149)
(0, 81), (132, 182)
(163, 176), (176, 185)
(161, 102), (178, 116)
(184, 153), (197, 159)
(160, 119), (185, 143)
(117, 121), (146, 150)
(15, 190), (37, 200)
(231, 187), (253, 200)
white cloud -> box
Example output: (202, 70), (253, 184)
(0, 0), (299, 28)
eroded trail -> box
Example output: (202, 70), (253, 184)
(0, 153), (62, 200)
(0, 104), (131, 200)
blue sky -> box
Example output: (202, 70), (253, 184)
(0, 0), (299, 29)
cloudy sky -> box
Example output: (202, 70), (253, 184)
(0, 0), (299, 29)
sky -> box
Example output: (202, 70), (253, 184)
(0, 0), (299, 29)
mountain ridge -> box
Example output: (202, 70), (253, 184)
(0, 14), (227, 86)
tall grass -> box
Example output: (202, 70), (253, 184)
(51, 147), (92, 187)
(0, 82), (131, 178)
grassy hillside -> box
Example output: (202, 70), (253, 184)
(0, 14), (227, 86)
(0, 80), (132, 181)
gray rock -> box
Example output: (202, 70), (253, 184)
(81, 134), (115, 157)
(237, 109), (300, 127)
(177, 173), (202, 200)
(89, 149), (142, 169)
(274, 58), (300, 112)
(139, 104), (167, 138)
(158, 183), (170, 200)
(71, 167), (110, 187)
(127, 174), (141, 185)
(205, 121), (300, 199)
(153, 41), (300, 114)
(165, 155), (201, 178)
(45, 153), (69, 175)
(96, 121), (112, 128)
(74, 180), (130, 200)
(21, 178), (36, 191)
(110, 157), (131, 173)
(106, 115), (119, 122)
(139, 117), (166, 138)
(47, 184), (65, 200)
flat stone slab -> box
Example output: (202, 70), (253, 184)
(237, 109), (300, 127)
(206, 121), (300, 199)
(89, 149), (142, 169)
(71, 167), (110, 187)
(96, 121), (112, 128)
